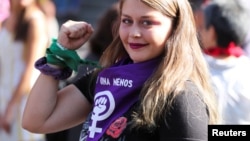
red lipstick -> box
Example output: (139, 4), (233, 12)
(129, 43), (149, 49)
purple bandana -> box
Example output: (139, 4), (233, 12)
(85, 57), (161, 141)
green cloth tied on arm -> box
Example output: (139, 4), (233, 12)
(46, 39), (101, 72)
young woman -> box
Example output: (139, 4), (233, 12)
(22, 0), (220, 140)
(0, 0), (48, 140)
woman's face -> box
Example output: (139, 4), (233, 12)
(199, 10), (217, 49)
(119, 0), (173, 63)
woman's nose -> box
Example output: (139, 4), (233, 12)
(129, 25), (141, 38)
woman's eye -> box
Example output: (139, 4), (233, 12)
(122, 19), (132, 24)
(141, 20), (152, 26)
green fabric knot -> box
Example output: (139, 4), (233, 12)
(46, 39), (101, 72)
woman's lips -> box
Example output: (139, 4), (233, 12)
(129, 43), (149, 49)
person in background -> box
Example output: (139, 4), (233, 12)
(199, 0), (250, 124)
(0, 0), (49, 140)
(22, 0), (220, 141)
(0, 0), (10, 30)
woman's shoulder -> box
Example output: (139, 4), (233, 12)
(172, 81), (206, 114)
(157, 81), (208, 140)
(165, 80), (208, 129)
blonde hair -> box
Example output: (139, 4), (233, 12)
(99, 0), (220, 128)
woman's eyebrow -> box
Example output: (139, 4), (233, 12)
(121, 14), (153, 19)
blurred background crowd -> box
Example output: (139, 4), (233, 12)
(0, 0), (250, 141)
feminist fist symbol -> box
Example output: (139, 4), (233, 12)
(88, 91), (115, 138)
(93, 97), (107, 116)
